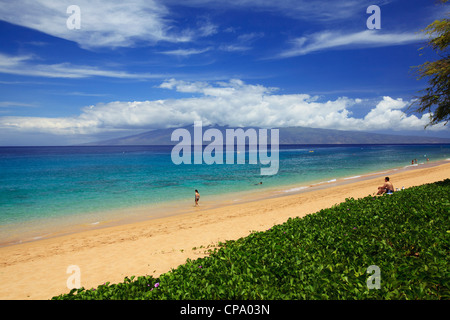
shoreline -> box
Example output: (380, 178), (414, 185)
(0, 161), (449, 299)
(1, 158), (448, 248)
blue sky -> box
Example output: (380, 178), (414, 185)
(0, 0), (448, 145)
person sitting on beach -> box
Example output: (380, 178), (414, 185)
(195, 189), (200, 206)
(377, 177), (394, 195)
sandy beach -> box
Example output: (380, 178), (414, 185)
(1, 161), (449, 300)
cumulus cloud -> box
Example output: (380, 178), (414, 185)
(0, 79), (444, 138)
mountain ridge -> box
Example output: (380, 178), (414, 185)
(84, 125), (450, 145)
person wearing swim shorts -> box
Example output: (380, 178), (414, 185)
(377, 177), (394, 195)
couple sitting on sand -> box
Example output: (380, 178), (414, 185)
(377, 177), (394, 195)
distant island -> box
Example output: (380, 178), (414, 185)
(84, 125), (450, 146)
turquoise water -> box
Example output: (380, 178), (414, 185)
(1, 144), (449, 242)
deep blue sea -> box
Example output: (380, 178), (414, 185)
(1, 144), (449, 244)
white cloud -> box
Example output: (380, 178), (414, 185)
(0, 0), (402, 53)
(278, 30), (425, 57)
(195, 17), (219, 37)
(0, 101), (36, 108)
(163, 0), (392, 22)
(219, 44), (253, 52)
(237, 33), (264, 42)
(159, 47), (213, 56)
(362, 96), (427, 130)
(0, 0), (190, 50)
(0, 53), (163, 79)
(0, 79), (445, 138)
(219, 32), (264, 52)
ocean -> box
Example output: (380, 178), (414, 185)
(1, 144), (449, 245)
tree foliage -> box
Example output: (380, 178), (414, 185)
(411, 0), (449, 127)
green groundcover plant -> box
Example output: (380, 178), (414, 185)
(53, 179), (450, 300)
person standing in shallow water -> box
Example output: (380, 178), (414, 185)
(195, 189), (200, 206)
